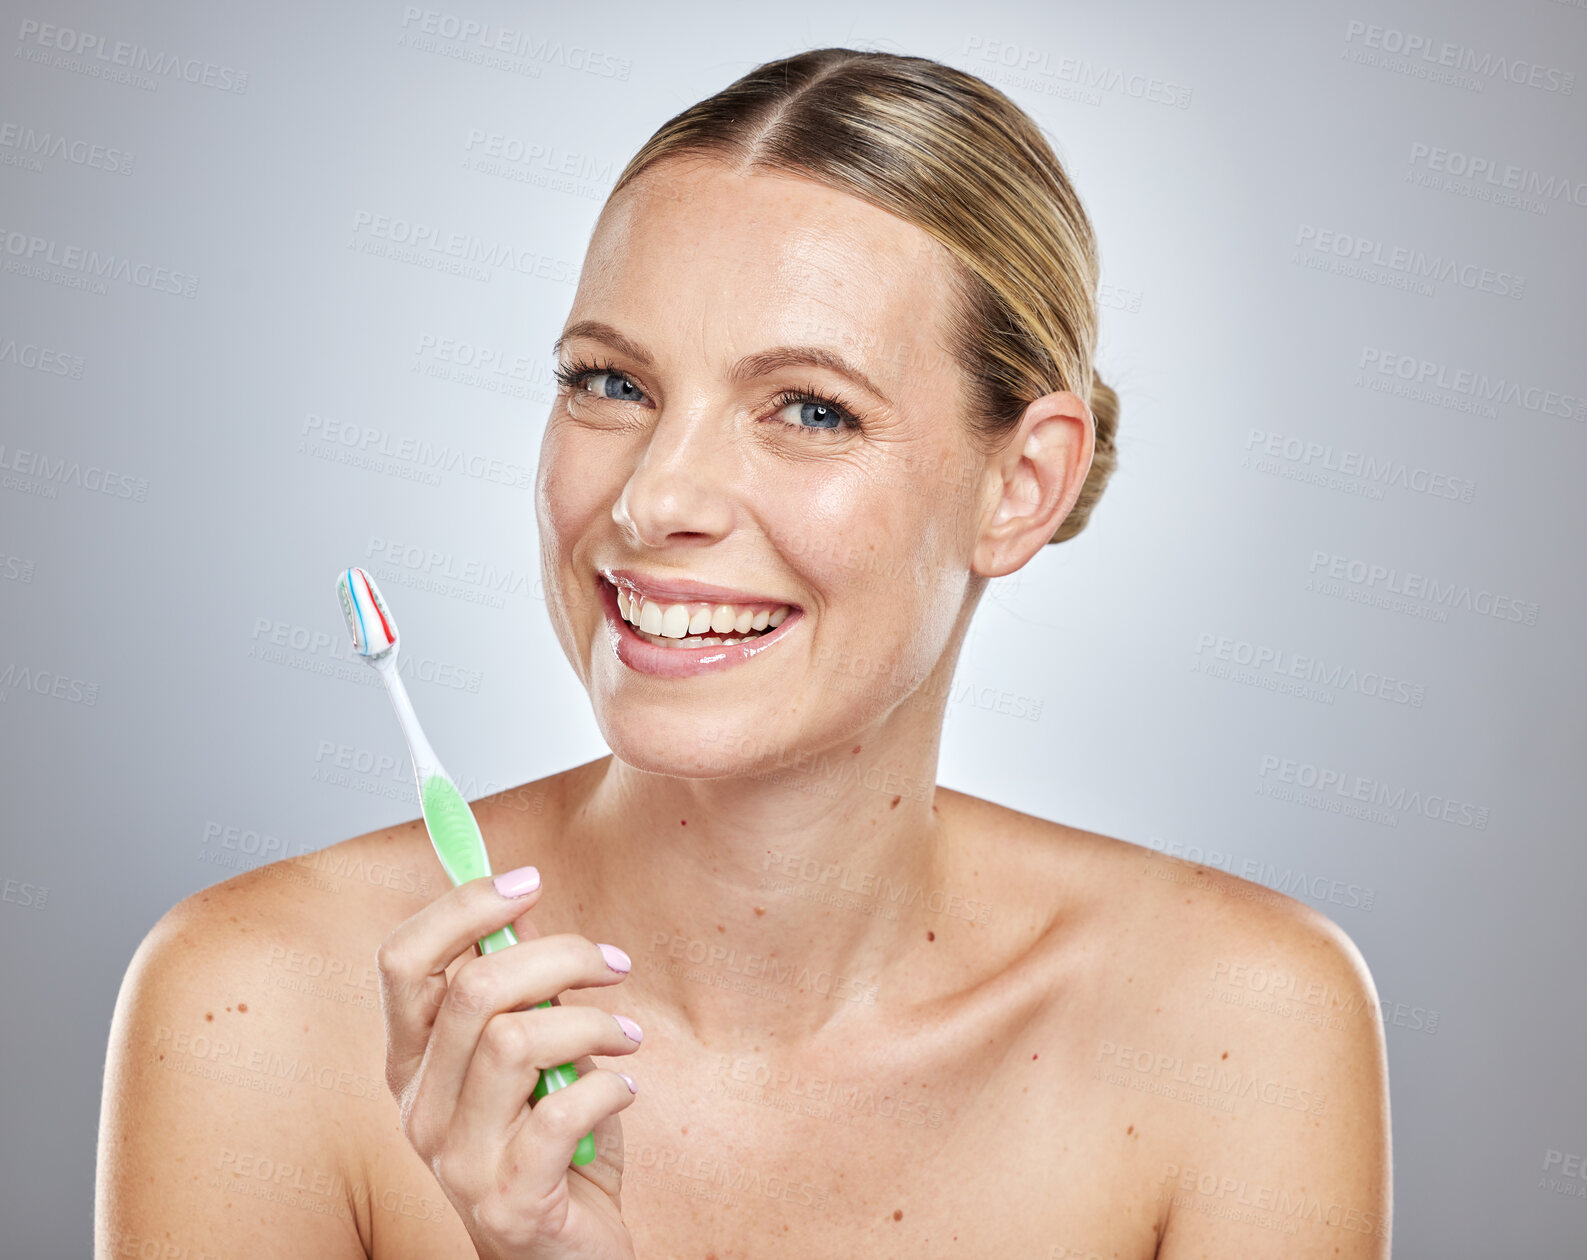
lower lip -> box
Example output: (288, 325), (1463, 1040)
(597, 578), (803, 678)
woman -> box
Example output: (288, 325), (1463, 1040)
(97, 48), (1390, 1259)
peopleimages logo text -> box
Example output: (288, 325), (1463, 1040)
(1245, 429), (1475, 501)
(1307, 550), (1539, 625)
(1358, 348), (1585, 422)
(0, 123), (134, 174)
(1294, 225), (1523, 297)
(351, 212), (577, 283)
(1343, 20), (1575, 93)
(15, 19), (249, 92)
(397, 9), (630, 79)
(1258, 755), (1490, 829)
(0, 226), (198, 297)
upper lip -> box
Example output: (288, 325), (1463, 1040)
(600, 567), (799, 608)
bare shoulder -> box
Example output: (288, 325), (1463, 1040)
(938, 789), (1391, 1254)
(1051, 820), (1391, 1257)
(1135, 851), (1391, 1255)
(95, 761), (586, 1258)
(941, 785), (1379, 1004)
(95, 817), (439, 1258)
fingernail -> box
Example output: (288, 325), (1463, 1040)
(493, 865), (540, 898)
(598, 942), (631, 973)
(617, 1070), (637, 1094)
(614, 1014), (643, 1043)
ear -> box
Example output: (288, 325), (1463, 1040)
(971, 389), (1095, 579)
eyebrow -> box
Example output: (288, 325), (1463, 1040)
(552, 319), (892, 404)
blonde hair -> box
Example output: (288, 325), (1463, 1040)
(608, 46), (1120, 544)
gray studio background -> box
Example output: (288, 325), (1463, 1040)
(2, 0), (1584, 1254)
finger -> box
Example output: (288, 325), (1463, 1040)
(501, 1069), (638, 1199)
(450, 1004), (642, 1153)
(473, 898), (542, 958)
(414, 934), (630, 1123)
(375, 869), (545, 1093)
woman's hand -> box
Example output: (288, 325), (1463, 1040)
(376, 864), (641, 1259)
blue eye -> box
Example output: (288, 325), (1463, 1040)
(553, 357), (864, 436)
(770, 391), (860, 434)
(592, 372), (644, 402)
(554, 360), (647, 403)
(768, 390), (856, 428)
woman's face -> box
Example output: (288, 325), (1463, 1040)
(535, 156), (996, 776)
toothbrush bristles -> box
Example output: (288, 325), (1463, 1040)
(336, 567), (399, 659)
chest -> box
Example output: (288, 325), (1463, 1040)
(354, 1018), (1171, 1259)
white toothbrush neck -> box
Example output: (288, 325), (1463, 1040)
(373, 653), (445, 785)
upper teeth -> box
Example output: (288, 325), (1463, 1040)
(615, 585), (791, 640)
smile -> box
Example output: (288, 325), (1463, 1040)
(596, 573), (803, 677)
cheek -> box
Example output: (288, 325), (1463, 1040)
(534, 424), (613, 640)
(789, 459), (957, 583)
(536, 421), (610, 546)
(773, 466), (967, 676)
(758, 466), (877, 599)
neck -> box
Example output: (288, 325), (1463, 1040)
(546, 717), (950, 1049)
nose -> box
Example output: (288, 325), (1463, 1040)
(612, 406), (737, 547)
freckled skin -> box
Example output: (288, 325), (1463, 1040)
(535, 158), (1025, 780)
(527, 153), (1094, 1057)
(100, 154), (1385, 1260)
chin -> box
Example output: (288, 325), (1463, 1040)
(594, 704), (756, 780)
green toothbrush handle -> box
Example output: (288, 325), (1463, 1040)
(480, 923), (597, 1167)
(422, 775), (597, 1167)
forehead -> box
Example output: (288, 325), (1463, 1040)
(572, 158), (959, 384)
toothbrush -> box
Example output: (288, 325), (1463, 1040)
(334, 566), (597, 1167)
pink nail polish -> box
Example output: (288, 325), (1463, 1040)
(493, 865), (540, 897)
(617, 1071), (637, 1094)
(598, 942), (631, 973)
(614, 1014), (643, 1043)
